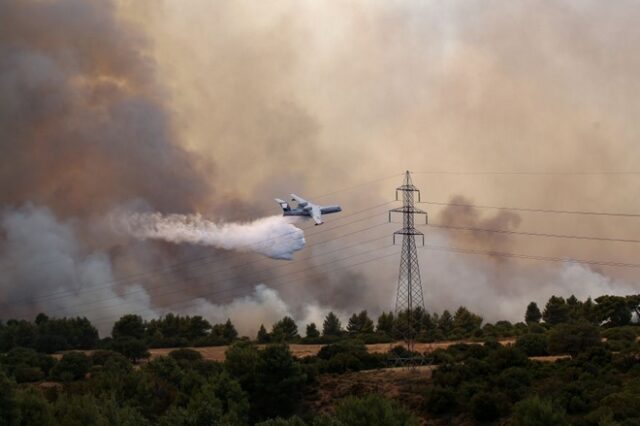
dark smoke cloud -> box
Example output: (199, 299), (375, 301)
(437, 195), (521, 253)
(0, 0), (209, 217)
(2, 0), (639, 335)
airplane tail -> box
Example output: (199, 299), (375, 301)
(275, 198), (291, 212)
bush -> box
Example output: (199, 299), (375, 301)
(511, 396), (569, 426)
(424, 386), (457, 415)
(317, 340), (367, 360)
(486, 347), (529, 371)
(13, 366), (44, 383)
(50, 352), (91, 381)
(0, 347), (55, 383)
(111, 337), (150, 363)
(548, 322), (601, 356)
(470, 391), (509, 422)
(515, 333), (549, 356)
(333, 394), (419, 426)
(602, 327), (637, 351)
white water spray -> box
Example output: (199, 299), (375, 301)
(120, 213), (306, 260)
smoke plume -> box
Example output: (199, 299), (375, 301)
(1, 0), (639, 336)
(120, 213), (305, 260)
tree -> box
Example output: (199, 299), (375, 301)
(212, 319), (238, 343)
(271, 317), (299, 341)
(185, 316), (212, 341)
(515, 333), (549, 356)
(470, 391), (508, 422)
(225, 341), (260, 389)
(548, 322), (601, 356)
(186, 373), (249, 426)
(251, 344), (307, 421)
(111, 337), (150, 363)
(322, 312), (342, 337)
(438, 310), (453, 336)
(35, 313), (49, 325)
(305, 323), (320, 339)
(626, 294), (640, 321)
(542, 296), (570, 325)
(257, 324), (270, 343)
(594, 295), (632, 327)
(511, 396), (569, 426)
(347, 311), (375, 335)
(376, 312), (394, 335)
(525, 302), (542, 324)
(452, 307), (483, 334)
(112, 314), (146, 340)
(0, 371), (16, 426)
(14, 388), (54, 426)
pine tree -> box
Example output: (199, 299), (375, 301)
(257, 324), (270, 343)
(376, 312), (394, 335)
(322, 312), (342, 337)
(305, 323), (320, 339)
(271, 317), (299, 341)
(543, 296), (570, 325)
(438, 310), (453, 337)
(452, 306), (483, 334)
(346, 311), (374, 335)
(525, 302), (542, 324)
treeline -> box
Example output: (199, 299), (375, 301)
(1, 294), (639, 356)
(0, 313), (238, 357)
(0, 314), (98, 353)
(259, 293), (640, 344)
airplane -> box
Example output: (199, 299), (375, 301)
(275, 194), (342, 225)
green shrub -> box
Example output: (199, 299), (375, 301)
(470, 391), (509, 422)
(515, 333), (549, 356)
(424, 386), (457, 415)
(50, 352), (91, 381)
(333, 394), (419, 426)
(511, 396), (569, 426)
(548, 322), (601, 356)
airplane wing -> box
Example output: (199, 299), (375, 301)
(311, 205), (323, 225)
(291, 194), (308, 206)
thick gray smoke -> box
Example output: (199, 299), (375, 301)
(120, 212), (305, 260)
(1, 0), (639, 337)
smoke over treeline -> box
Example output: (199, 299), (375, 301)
(1, 0), (639, 335)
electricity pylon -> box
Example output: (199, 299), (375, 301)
(389, 170), (427, 353)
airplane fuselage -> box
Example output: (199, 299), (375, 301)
(282, 205), (342, 217)
(275, 194), (342, 225)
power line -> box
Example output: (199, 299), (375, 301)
(423, 244), (640, 269)
(420, 200), (640, 218)
(414, 171), (640, 176)
(427, 223), (640, 244)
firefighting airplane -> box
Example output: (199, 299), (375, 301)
(275, 194), (342, 225)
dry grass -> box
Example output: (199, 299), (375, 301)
(147, 338), (517, 361)
(58, 338), (565, 363)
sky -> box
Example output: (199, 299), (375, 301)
(1, 0), (639, 336)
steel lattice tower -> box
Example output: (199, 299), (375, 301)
(389, 171), (427, 352)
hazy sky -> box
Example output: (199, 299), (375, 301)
(1, 0), (639, 335)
